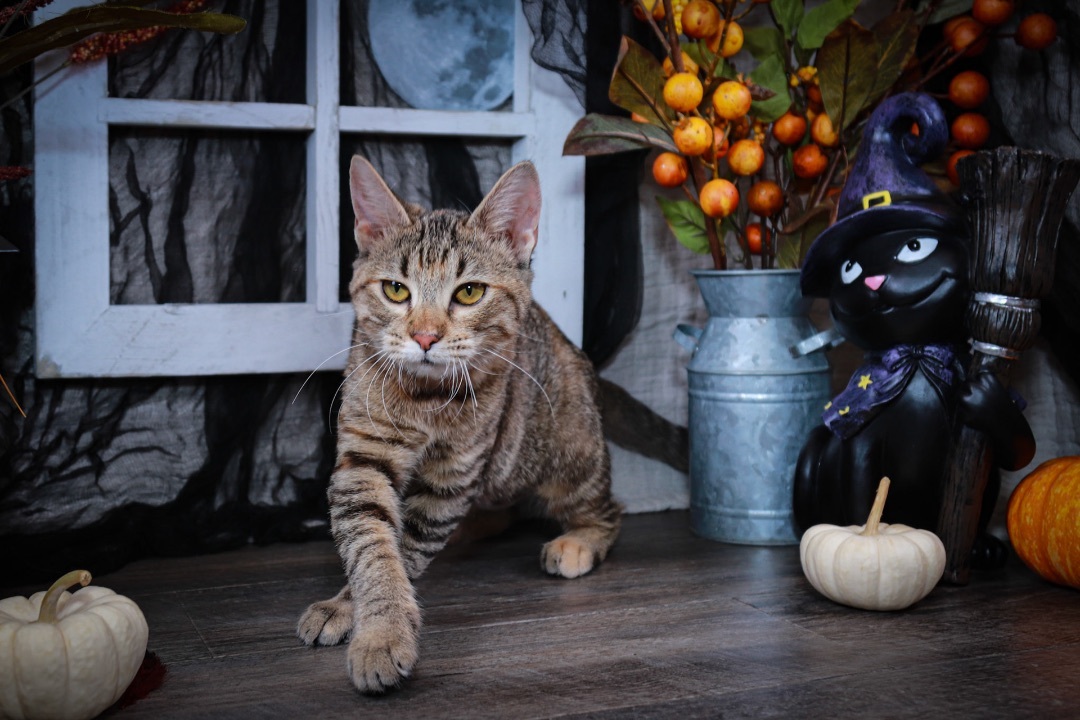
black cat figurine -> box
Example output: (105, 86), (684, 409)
(792, 93), (1035, 566)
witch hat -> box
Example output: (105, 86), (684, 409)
(800, 92), (967, 298)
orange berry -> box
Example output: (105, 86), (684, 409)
(704, 128), (730, 161)
(632, 0), (665, 21)
(806, 84), (824, 111)
(949, 18), (988, 56)
(811, 113), (839, 148)
(712, 80), (752, 120)
(942, 15), (970, 41)
(747, 180), (784, 216)
(793, 143), (828, 179)
(728, 138), (765, 176)
(699, 178), (740, 218)
(729, 115), (751, 140)
(745, 222), (770, 254)
(652, 152), (690, 188)
(771, 111), (808, 146)
(707, 20), (744, 58)
(663, 72), (704, 113)
(682, 0), (721, 39)
(662, 51), (700, 78)
(972, 0), (1014, 26)
(674, 116), (714, 156)
(951, 112), (991, 149)
(947, 149), (976, 186)
(948, 70), (990, 109)
(1017, 13), (1057, 50)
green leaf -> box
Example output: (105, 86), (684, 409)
(608, 36), (674, 126)
(656, 196), (711, 254)
(866, 10), (920, 107)
(795, 0), (859, 51)
(0, 6), (246, 75)
(777, 208), (830, 269)
(816, 20), (878, 131)
(748, 54), (792, 123)
(770, 0), (804, 39)
(563, 114), (677, 156)
(920, 0), (973, 24)
(684, 42), (734, 80)
(742, 26), (785, 62)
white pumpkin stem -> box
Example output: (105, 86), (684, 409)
(861, 477), (891, 537)
(36, 569), (92, 624)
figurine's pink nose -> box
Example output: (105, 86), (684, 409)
(412, 332), (440, 351)
(864, 275), (886, 291)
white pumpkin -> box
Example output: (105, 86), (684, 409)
(800, 477), (946, 611)
(0, 570), (149, 720)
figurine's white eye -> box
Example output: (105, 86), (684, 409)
(896, 237), (938, 264)
(840, 259), (862, 285)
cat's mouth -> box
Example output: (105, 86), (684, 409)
(848, 273), (958, 319)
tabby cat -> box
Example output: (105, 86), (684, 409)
(297, 156), (622, 693)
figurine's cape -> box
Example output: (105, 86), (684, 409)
(823, 344), (965, 440)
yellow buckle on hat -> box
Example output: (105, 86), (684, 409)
(862, 190), (892, 210)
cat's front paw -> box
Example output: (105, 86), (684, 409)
(297, 593), (354, 646)
(541, 535), (596, 578)
(346, 610), (421, 694)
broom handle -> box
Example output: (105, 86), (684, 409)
(940, 429), (993, 585)
(939, 354), (1007, 585)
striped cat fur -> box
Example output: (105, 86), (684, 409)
(297, 157), (622, 693)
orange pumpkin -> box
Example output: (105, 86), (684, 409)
(1007, 456), (1080, 589)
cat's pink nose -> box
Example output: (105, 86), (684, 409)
(864, 275), (886, 291)
(412, 332), (440, 351)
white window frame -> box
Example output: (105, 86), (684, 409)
(33, 1), (584, 378)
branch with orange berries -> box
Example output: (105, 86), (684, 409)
(563, 0), (1059, 271)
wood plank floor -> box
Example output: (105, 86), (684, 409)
(4, 511), (1079, 719)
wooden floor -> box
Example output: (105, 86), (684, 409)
(6, 511), (1079, 719)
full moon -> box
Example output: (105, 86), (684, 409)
(368, 0), (515, 111)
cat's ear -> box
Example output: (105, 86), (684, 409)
(349, 156), (411, 250)
(467, 161), (541, 264)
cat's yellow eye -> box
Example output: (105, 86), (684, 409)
(454, 283), (486, 306)
(382, 280), (410, 303)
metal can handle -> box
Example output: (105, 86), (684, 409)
(788, 327), (845, 358)
(673, 324), (703, 353)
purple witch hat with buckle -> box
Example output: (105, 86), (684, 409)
(800, 92), (967, 298)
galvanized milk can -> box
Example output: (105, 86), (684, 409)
(675, 269), (834, 545)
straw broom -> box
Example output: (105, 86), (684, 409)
(937, 147), (1080, 585)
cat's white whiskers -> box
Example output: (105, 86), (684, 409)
(331, 348), (387, 431)
(484, 348), (554, 417)
(446, 362), (466, 417)
(428, 363), (460, 414)
(511, 331), (547, 344)
(461, 359), (479, 416)
(295, 342), (372, 407)
(377, 357), (407, 439)
(448, 359), (472, 419)
(344, 350), (394, 438)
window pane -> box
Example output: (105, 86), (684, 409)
(338, 136), (512, 300)
(341, 0), (514, 111)
(108, 0), (305, 104)
(109, 128), (306, 305)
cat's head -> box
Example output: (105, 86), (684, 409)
(828, 227), (970, 350)
(345, 156), (541, 380)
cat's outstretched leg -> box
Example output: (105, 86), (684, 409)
(306, 447), (421, 694)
